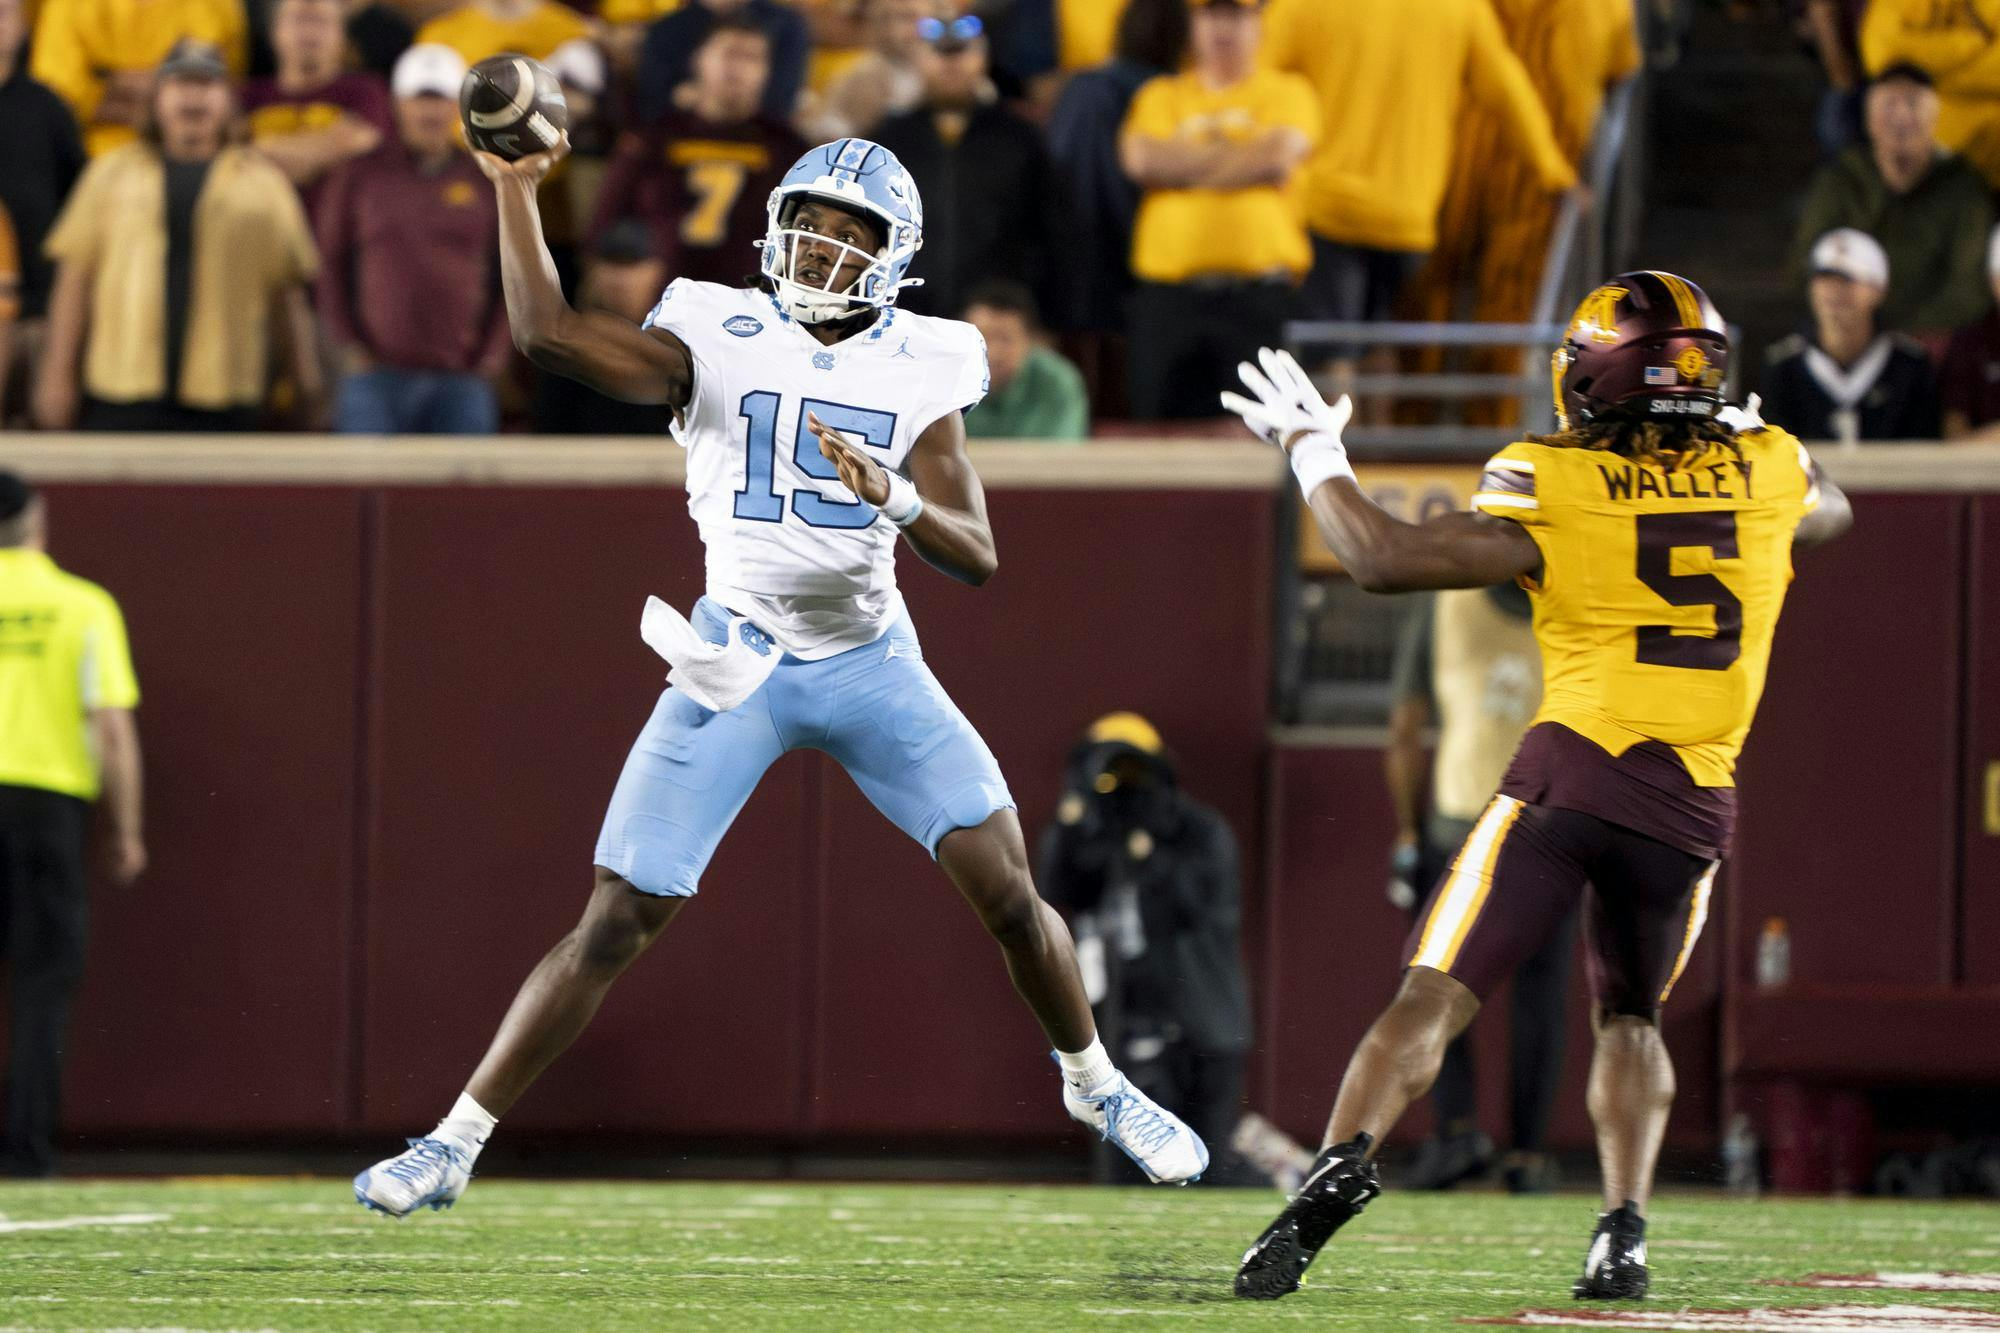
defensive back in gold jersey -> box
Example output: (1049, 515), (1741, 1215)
(1470, 425), (1820, 787)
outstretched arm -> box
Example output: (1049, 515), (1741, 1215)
(808, 408), (999, 586)
(475, 136), (692, 407)
(1223, 348), (1542, 593)
(1304, 481), (1543, 592)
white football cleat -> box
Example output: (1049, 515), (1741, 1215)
(1064, 1072), (1209, 1185)
(353, 1136), (473, 1218)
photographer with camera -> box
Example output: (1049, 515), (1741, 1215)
(1038, 712), (1260, 1185)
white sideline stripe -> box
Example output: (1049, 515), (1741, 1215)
(0, 1213), (168, 1233)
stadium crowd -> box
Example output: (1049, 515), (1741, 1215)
(0, 0), (1995, 440)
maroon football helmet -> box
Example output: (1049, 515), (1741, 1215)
(1551, 271), (1729, 430)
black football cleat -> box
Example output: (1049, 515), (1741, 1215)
(1233, 1134), (1381, 1300)
(1572, 1200), (1649, 1300)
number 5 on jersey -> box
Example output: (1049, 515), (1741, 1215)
(733, 392), (899, 530)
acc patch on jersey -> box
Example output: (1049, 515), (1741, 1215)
(723, 315), (764, 338)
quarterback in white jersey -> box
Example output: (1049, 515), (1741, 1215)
(352, 136), (1208, 1218)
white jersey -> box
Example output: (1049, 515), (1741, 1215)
(642, 279), (990, 660)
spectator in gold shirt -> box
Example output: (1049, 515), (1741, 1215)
(416, 0), (592, 67)
(34, 41), (320, 431)
(1119, 0), (1317, 420)
(29, 0), (245, 155)
(1260, 0), (1573, 338)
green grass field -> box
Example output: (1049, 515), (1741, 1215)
(1, 1177), (1997, 1330)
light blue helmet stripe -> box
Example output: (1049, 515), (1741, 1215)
(830, 137), (873, 183)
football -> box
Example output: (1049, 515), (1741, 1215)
(459, 53), (568, 160)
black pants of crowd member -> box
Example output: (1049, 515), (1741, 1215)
(0, 785), (90, 1177)
(1413, 817), (1575, 1155)
(1126, 280), (1293, 421)
(80, 399), (259, 432)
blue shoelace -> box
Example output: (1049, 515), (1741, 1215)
(381, 1137), (466, 1189)
(1100, 1088), (1178, 1155)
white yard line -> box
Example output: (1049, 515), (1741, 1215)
(0, 1213), (168, 1233)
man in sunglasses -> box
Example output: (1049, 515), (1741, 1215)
(874, 10), (1062, 321)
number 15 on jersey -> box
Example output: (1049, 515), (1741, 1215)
(732, 392), (899, 530)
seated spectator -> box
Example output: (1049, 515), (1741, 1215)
(1118, 0), (1317, 420)
(635, 0), (809, 125)
(415, 0), (590, 67)
(316, 43), (509, 434)
(1861, 0), (2000, 185)
(1793, 63), (1993, 335)
(1940, 225), (2000, 442)
(800, 0), (930, 142)
(1044, 0), (1187, 334)
(961, 281), (1088, 441)
(35, 40), (319, 431)
(875, 12), (1059, 320)
(240, 0), (391, 214)
(591, 15), (805, 284)
(0, 0), (87, 407)
(533, 220), (676, 434)
(30, 0), (246, 155)
(1761, 228), (1940, 444)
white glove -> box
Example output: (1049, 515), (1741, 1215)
(1220, 346), (1357, 496)
(1715, 392), (1764, 434)
(638, 596), (781, 713)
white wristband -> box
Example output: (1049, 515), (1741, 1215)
(881, 471), (924, 527)
(1288, 430), (1355, 498)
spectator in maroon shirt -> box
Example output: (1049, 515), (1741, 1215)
(317, 43), (511, 434)
(1942, 224), (2000, 441)
(590, 15), (805, 287)
(241, 0), (392, 216)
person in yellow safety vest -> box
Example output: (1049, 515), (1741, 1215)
(0, 471), (145, 1177)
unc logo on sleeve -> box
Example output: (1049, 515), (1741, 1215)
(723, 314), (764, 338)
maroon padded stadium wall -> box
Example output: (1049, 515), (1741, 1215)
(32, 481), (1277, 1148)
(21, 481), (1993, 1158)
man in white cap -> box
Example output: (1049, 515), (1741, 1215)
(1761, 226), (1940, 443)
(315, 43), (513, 434)
(1942, 224), (2000, 441)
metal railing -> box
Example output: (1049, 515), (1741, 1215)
(1281, 73), (1643, 458)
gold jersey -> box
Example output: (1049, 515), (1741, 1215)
(1470, 426), (1820, 788)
